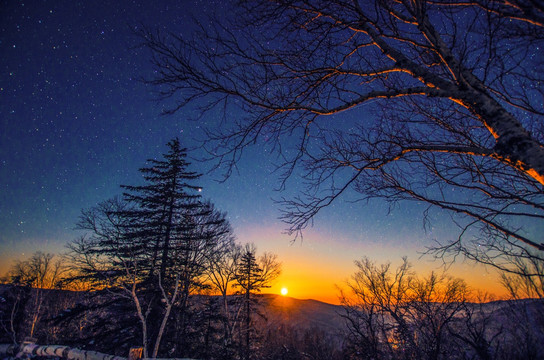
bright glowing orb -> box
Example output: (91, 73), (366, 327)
(280, 287), (288, 296)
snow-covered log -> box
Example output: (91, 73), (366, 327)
(15, 344), (125, 360)
(0, 344), (197, 360)
(0, 344), (200, 360)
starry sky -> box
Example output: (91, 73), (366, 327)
(0, 0), (508, 303)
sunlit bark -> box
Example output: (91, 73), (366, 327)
(140, 0), (544, 266)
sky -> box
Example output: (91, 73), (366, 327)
(0, 0), (513, 304)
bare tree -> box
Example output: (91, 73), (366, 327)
(67, 197), (155, 357)
(340, 257), (470, 359)
(500, 254), (544, 299)
(205, 243), (243, 348)
(3, 252), (66, 342)
(448, 292), (504, 360)
(498, 270), (544, 359)
(68, 196), (199, 358)
(140, 0), (544, 275)
(408, 272), (469, 360)
(340, 257), (419, 358)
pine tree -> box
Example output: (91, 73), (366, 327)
(120, 137), (202, 283)
(68, 138), (234, 357)
(234, 244), (281, 360)
(118, 138), (235, 356)
(236, 245), (261, 360)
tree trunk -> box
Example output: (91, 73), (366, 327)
(460, 89), (544, 186)
(29, 288), (43, 339)
(130, 285), (148, 358)
(245, 279), (250, 360)
(152, 274), (180, 358)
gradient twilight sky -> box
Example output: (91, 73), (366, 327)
(0, 0), (509, 304)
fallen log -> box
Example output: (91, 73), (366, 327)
(0, 343), (196, 360)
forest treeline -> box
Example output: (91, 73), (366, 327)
(0, 139), (280, 360)
(1, 139), (543, 360)
(2, 253), (544, 360)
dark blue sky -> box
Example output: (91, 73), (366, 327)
(0, 0), (506, 301)
(1, 0), (217, 256)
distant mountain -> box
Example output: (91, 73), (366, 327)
(3, 283), (543, 357)
(257, 294), (345, 333)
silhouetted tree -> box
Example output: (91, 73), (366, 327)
(340, 257), (470, 359)
(500, 255), (544, 299)
(409, 272), (468, 360)
(205, 243), (242, 351)
(119, 138), (202, 282)
(67, 138), (234, 358)
(0, 252), (66, 343)
(0, 278), (31, 345)
(67, 197), (161, 356)
(499, 275), (544, 359)
(448, 292), (504, 360)
(234, 244), (281, 360)
(121, 139), (233, 357)
(164, 200), (234, 358)
(140, 0), (544, 279)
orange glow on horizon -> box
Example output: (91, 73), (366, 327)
(238, 224), (511, 305)
(0, 226), (513, 306)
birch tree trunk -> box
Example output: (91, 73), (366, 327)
(152, 274), (180, 358)
(139, 0), (544, 268)
(129, 283), (148, 359)
(15, 344), (125, 360)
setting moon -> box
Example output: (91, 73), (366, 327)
(280, 287), (288, 296)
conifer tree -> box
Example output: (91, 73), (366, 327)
(120, 137), (202, 283)
(68, 138), (234, 357)
(118, 138), (235, 355)
(234, 244), (280, 360)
